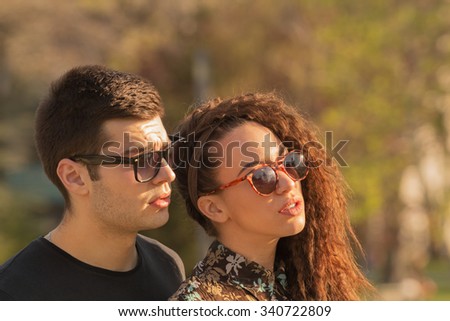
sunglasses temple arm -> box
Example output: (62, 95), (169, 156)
(218, 176), (247, 191)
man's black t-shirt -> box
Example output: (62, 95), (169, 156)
(0, 235), (185, 300)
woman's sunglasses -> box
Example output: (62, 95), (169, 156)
(206, 150), (309, 196)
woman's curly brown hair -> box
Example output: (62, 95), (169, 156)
(172, 92), (374, 300)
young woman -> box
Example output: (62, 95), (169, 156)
(169, 92), (374, 300)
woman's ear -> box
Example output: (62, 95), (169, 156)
(56, 158), (90, 196)
(197, 195), (229, 223)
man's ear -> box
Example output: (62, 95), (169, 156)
(197, 195), (229, 223)
(56, 159), (91, 196)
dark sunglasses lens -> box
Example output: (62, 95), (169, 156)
(251, 166), (277, 195)
(136, 152), (161, 182)
(284, 151), (308, 180)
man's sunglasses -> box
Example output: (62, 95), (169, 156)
(206, 150), (309, 196)
(70, 149), (170, 183)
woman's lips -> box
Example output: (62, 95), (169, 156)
(279, 199), (303, 216)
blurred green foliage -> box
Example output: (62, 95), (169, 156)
(425, 260), (450, 300)
(0, 0), (449, 294)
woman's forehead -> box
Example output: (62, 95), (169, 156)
(217, 122), (283, 163)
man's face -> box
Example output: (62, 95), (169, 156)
(88, 117), (175, 234)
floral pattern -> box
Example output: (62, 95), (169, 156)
(225, 254), (246, 274)
(169, 241), (290, 301)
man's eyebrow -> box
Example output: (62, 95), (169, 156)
(102, 141), (120, 149)
(122, 142), (170, 157)
(122, 146), (147, 157)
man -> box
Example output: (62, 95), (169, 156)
(0, 65), (185, 300)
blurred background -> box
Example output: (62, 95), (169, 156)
(0, 0), (449, 300)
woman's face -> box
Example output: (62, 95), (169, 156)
(206, 121), (306, 243)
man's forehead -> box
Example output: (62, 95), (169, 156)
(137, 118), (168, 138)
(103, 117), (167, 137)
(101, 117), (169, 153)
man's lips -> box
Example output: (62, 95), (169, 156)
(278, 198), (303, 216)
(149, 193), (171, 208)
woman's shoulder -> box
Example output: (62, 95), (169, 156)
(168, 274), (259, 301)
(168, 275), (217, 301)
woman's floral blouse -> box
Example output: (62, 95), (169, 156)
(169, 241), (290, 301)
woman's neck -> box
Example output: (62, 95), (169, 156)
(217, 235), (278, 271)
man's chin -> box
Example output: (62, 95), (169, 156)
(142, 208), (170, 230)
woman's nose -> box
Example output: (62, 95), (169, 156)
(275, 169), (296, 194)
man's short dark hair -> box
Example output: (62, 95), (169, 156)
(35, 65), (164, 207)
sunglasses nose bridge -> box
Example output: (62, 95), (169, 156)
(275, 163), (294, 181)
(274, 166), (297, 194)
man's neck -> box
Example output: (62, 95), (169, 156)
(48, 215), (139, 272)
